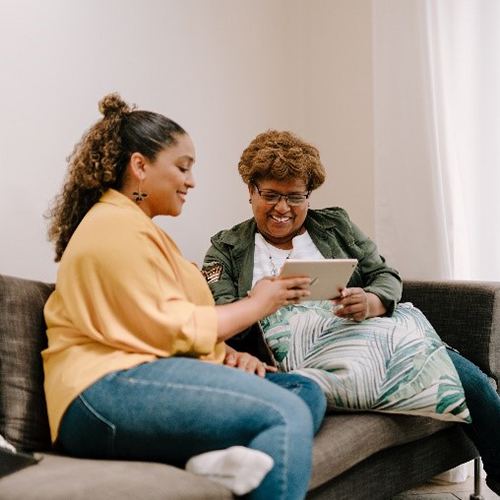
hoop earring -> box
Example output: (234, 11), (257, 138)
(133, 180), (148, 203)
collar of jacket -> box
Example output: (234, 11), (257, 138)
(303, 210), (347, 258)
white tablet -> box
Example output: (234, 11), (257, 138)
(279, 259), (358, 301)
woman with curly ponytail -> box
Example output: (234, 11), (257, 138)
(46, 93), (185, 261)
(43, 95), (326, 499)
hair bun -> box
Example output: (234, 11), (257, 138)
(98, 93), (131, 118)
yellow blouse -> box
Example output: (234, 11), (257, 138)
(42, 189), (224, 441)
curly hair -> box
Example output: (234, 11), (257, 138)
(46, 93), (186, 262)
(238, 130), (326, 191)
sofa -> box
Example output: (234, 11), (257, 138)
(0, 273), (499, 499)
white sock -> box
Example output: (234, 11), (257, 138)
(0, 434), (16, 453)
(185, 446), (274, 495)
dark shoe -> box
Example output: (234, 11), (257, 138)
(486, 475), (500, 496)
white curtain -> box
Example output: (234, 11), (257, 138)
(373, 0), (500, 281)
(373, 0), (500, 484)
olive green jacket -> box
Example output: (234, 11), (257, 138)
(203, 208), (403, 326)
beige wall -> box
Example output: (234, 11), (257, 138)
(301, 0), (374, 234)
(0, 0), (375, 282)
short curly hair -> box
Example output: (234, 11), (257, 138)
(238, 130), (325, 191)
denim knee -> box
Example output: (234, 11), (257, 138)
(448, 349), (496, 404)
(266, 372), (327, 433)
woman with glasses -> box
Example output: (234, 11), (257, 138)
(203, 129), (500, 495)
(204, 129), (401, 326)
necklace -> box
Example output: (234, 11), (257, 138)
(262, 238), (293, 277)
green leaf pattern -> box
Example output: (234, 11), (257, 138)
(259, 302), (471, 423)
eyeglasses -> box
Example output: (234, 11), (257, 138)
(253, 184), (310, 206)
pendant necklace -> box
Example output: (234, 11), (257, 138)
(262, 238), (293, 277)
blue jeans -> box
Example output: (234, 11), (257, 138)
(58, 358), (327, 500)
(448, 349), (500, 478)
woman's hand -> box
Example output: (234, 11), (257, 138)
(249, 276), (311, 317)
(332, 288), (386, 321)
(224, 345), (277, 378)
(215, 276), (309, 342)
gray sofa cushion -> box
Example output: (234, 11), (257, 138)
(0, 445), (40, 478)
(0, 452), (233, 500)
(0, 275), (54, 451)
(310, 411), (450, 490)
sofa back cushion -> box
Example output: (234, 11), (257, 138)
(0, 274), (54, 451)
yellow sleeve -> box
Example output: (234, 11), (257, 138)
(55, 213), (220, 359)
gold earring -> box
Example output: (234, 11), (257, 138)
(133, 180), (148, 203)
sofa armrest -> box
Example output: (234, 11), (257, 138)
(401, 280), (500, 394)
